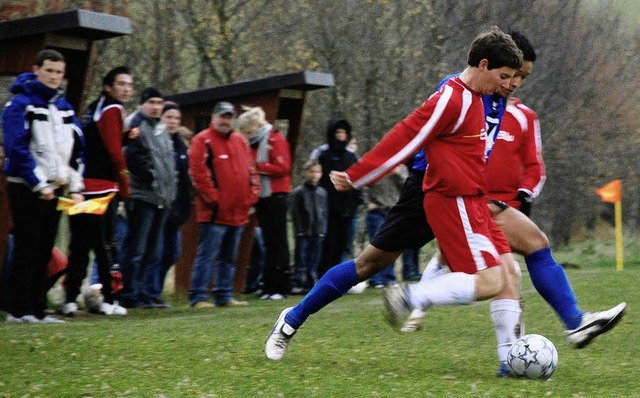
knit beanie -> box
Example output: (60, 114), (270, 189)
(140, 87), (163, 104)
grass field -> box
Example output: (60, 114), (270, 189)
(1, 260), (637, 397)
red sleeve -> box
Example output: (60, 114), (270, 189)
(256, 130), (291, 177)
(188, 135), (218, 206)
(97, 106), (130, 197)
(518, 106), (545, 197)
(97, 107), (128, 174)
(347, 89), (458, 187)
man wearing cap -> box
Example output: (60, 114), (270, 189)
(119, 87), (177, 308)
(188, 101), (259, 308)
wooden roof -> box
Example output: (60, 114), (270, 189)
(166, 71), (335, 106)
(0, 9), (131, 41)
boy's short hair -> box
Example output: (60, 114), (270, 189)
(303, 159), (321, 173)
(467, 26), (522, 70)
(35, 49), (65, 66)
(102, 66), (131, 87)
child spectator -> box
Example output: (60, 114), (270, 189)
(289, 160), (328, 294)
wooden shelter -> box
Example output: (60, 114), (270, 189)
(165, 71), (335, 294)
(0, 9), (131, 271)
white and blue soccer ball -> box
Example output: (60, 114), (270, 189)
(507, 334), (558, 379)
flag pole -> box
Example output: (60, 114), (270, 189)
(596, 179), (623, 271)
(614, 199), (623, 271)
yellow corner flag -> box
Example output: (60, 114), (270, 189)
(596, 180), (623, 271)
(56, 192), (116, 216)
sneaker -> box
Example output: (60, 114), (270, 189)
(400, 315), (423, 332)
(269, 294), (285, 300)
(383, 283), (410, 329)
(6, 314), (25, 323)
(565, 302), (627, 348)
(193, 301), (215, 309)
(148, 298), (172, 309)
(62, 302), (78, 317)
(40, 315), (66, 324)
(496, 362), (514, 378)
(216, 299), (249, 308)
(265, 307), (296, 360)
(100, 302), (128, 316)
(259, 293), (271, 300)
(290, 287), (305, 295)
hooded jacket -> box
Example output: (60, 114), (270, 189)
(2, 72), (84, 193)
(189, 124), (259, 226)
(310, 118), (362, 217)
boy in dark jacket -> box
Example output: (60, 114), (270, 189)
(290, 160), (328, 293)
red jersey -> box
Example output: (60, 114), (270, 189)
(485, 97), (545, 207)
(347, 77), (487, 197)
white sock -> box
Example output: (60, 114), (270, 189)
(420, 254), (450, 282)
(409, 272), (476, 309)
(408, 308), (425, 318)
(490, 299), (522, 363)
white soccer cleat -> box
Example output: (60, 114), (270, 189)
(400, 315), (423, 332)
(265, 307), (297, 360)
(564, 302), (626, 348)
(383, 284), (410, 330)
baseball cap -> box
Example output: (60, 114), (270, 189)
(213, 101), (236, 117)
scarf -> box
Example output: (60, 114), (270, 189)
(249, 123), (272, 197)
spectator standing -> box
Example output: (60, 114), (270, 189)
(289, 160), (328, 294)
(310, 118), (362, 277)
(61, 66), (133, 317)
(188, 102), (258, 308)
(144, 101), (193, 307)
(120, 87), (176, 309)
(2, 49), (84, 323)
(236, 106), (292, 300)
(366, 165), (408, 288)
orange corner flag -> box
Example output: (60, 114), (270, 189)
(596, 179), (622, 203)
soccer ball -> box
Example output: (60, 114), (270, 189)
(507, 334), (558, 379)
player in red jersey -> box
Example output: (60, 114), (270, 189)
(266, 26), (523, 362)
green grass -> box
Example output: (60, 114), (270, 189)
(1, 262), (638, 397)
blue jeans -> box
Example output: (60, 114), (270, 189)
(293, 234), (323, 289)
(366, 210), (396, 286)
(145, 223), (181, 300)
(342, 215), (359, 262)
(120, 199), (169, 307)
(402, 248), (421, 280)
(244, 226), (266, 293)
(189, 223), (244, 306)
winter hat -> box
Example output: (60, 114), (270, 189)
(162, 101), (180, 114)
(140, 87), (163, 104)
